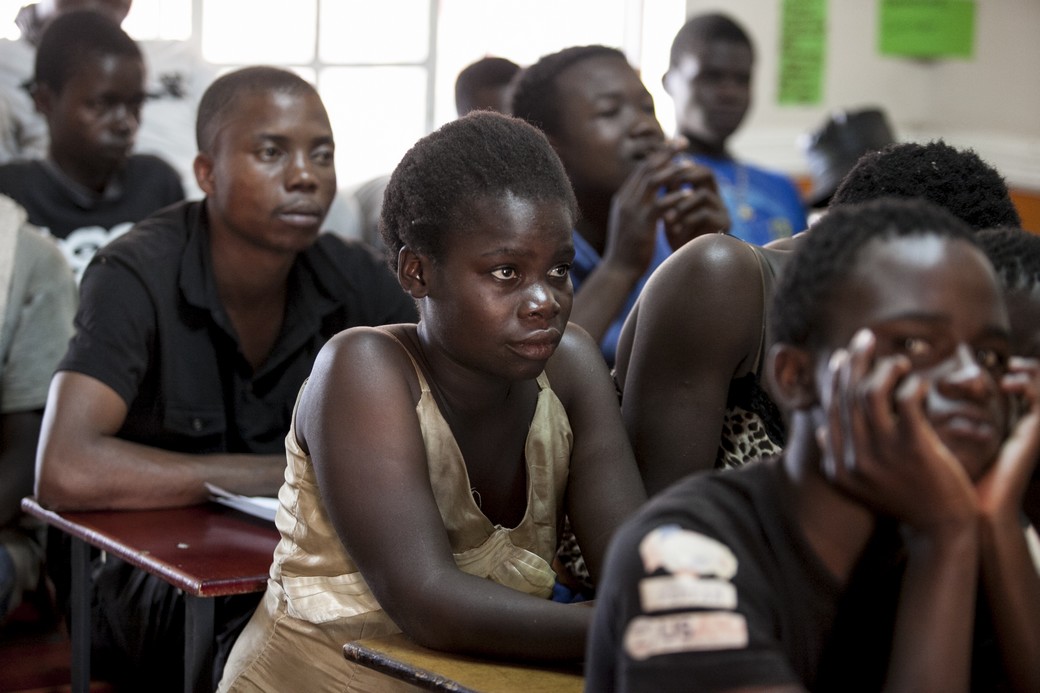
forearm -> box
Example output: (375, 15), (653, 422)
(397, 569), (591, 660)
(569, 262), (644, 344)
(978, 512), (1040, 693)
(884, 528), (979, 693)
(37, 433), (285, 511)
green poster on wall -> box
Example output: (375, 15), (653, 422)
(778, 0), (827, 105)
(879, 0), (975, 58)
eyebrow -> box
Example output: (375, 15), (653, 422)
(253, 133), (334, 146)
(877, 312), (1010, 341)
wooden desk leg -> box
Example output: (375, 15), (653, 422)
(184, 595), (215, 693)
(70, 538), (91, 693)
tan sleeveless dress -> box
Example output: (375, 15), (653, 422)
(219, 341), (573, 692)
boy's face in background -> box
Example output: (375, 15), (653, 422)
(38, 52), (145, 181)
(197, 89), (336, 255)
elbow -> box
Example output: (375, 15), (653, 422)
(35, 437), (91, 511)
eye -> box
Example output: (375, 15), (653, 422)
(899, 336), (934, 361)
(257, 146), (281, 162)
(312, 147), (334, 166)
(976, 347), (1008, 373)
(491, 267), (517, 280)
(548, 264), (570, 279)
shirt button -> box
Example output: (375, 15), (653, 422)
(191, 418), (203, 432)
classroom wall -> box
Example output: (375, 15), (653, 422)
(678, 0), (1040, 191)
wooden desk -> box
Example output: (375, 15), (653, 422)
(21, 498), (279, 693)
(343, 632), (584, 693)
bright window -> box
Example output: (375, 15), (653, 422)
(0, 0), (686, 187)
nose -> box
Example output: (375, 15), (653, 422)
(109, 103), (138, 135)
(936, 344), (997, 402)
(286, 151), (319, 191)
(522, 281), (561, 321)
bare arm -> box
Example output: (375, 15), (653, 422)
(301, 328), (601, 660)
(570, 147), (729, 345)
(974, 357), (1040, 692)
(546, 325), (646, 581)
(35, 371), (284, 511)
(0, 411), (42, 526)
(618, 235), (764, 495)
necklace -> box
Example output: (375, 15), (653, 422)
(735, 163), (754, 222)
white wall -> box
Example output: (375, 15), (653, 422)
(669, 0), (1040, 189)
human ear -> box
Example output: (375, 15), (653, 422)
(398, 247), (429, 299)
(766, 343), (818, 411)
(193, 153), (215, 197)
(31, 83), (53, 118)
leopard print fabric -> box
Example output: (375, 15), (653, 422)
(715, 371), (786, 470)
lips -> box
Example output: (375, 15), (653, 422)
(932, 409), (1000, 445)
(275, 201), (325, 227)
(510, 331), (562, 361)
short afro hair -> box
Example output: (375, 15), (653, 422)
(34, 9), (141, 93)
(669, 12), (754, 68)
(830, 140), (1020, 230)
(976, 227), (1040, 294)
(511, 45), (628, 139)
(455, 56), (521, 116)
(772, 196), (978, 349)
(196, 66), (321, 153)
(380, 111), (578, 272)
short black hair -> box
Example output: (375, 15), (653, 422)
(830, 140), (1020, 230)
(669, 12), (754, 68)
(511, 45), (627, 138)
(196, 66), (321, 153)
(976, 227), (1040, 293)
(34, 9), (141, 92)
(380, 111), (578, 272)
(772, 197), (978, 348)
(455, 56), (521, 116)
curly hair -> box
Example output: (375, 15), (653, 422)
(511, 45), (627, 138)
(669, 12), (754, 68)
(196, 66), (320, 153)
(380, 111), (578, 272)
(830, 140), (1020, 230)
(772, 197), (978, 348)
(976, 227), (1040, 293)
(455, 56), (521, 116)
(34, 9), (140, 92)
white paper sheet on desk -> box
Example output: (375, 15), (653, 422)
(205, 483), (279, 522)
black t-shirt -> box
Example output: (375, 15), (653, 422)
(0, 156), (184, 280)
(585, 460), (1006, 692)
(59, 199), (417, 454)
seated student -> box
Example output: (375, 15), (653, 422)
(455, 55), (521, 116)
(511, 45), (729, 366)
(662, 13), (807, 246)
(0, 0), (216, 197)
(976, 226), (1040, 530)
(217, 112), (647, 692)
(0, 10), (184, 282)
(35, 66), (417, 690)
(0, 194), (76, 624)
(588, 197), (1040, 692)
(617, 138), (1023, 496)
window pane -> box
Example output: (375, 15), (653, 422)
(203, 0), (316, 65)
(434, 0), (628, 125)
(319, 0), (429, 64)
(319, 66), (427, 188)
(0, 1), (25, 39)
(123, 0), (191, 41)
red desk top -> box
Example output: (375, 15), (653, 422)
(21, 497), (279, 598)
